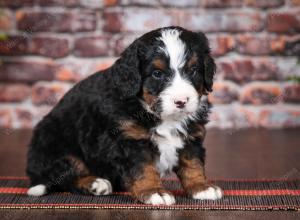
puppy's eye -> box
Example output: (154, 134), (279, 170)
(190, 67), (198, 76)
(152, 70), (164, 80)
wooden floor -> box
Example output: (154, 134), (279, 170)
(0, 128), (299, 219)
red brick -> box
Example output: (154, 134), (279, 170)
(0, 60), (57, 83)
(267, 11), (300, 33)
(91, 58), (116, 72)
(0, 83), (31, 102)
(56, 66), (80, 82)
(258, 107), (300, 128)
(201, 0), (242, 7)
(0, 35), (28, 56)
(123, 8), (177, 32)
(236, 34), (288, 55)
(0, 10), (13, 31)
(16, 10), (96, 32)
(288, 0), (300, 6)
(182, 11), (263, 32)
(208, 81), (239, 104)
(208, 35), (235, 56)
(103, 11), (123, 33)
(240, 83), (282, 105)
(104, 8), (178, 33)
(15, 107), (33, 128)
(0, 108), (13, 128)
(29, 36), (70, 58)
(74, 36), (111, 57)
(270, 36), (288, 54)
(56, 58), (116, 82)
(37, 0), (79, 7)
(31, 81), (72, 106)
(55, 58), (98, 82)
(245, 0), (284, 8)
(120, 0), (159, 6)
(104, 0), (119, 6)
(283, 83), (300, 103)
(39, 0), (103, 8)
(236, 34), (269, 55)
(218, 58), (278, 83)
(55, 64), (84, 82)
(0, 35), (70, 58)
(0, 0), (35, 7)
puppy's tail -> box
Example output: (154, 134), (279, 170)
(27, 184), (47, 196)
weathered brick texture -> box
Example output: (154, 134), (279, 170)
(31, 81), (72, 105)
(0, 83), (31, 102)
(0, 1), (300, 129)
(0, 9), (13, 31)
(74, 36), (112, 57)
(16, 10), (97, 32)
(0, 61), (56, 83)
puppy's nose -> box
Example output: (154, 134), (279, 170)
(174, 98), (188, 109)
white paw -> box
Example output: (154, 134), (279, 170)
(27, 184), (47, 196)
(90, 178), (112, 195)
(145, 193), (176, 205)
(192, 186), (223, 200)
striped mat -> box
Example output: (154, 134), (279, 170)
(0, 177), (299, 210)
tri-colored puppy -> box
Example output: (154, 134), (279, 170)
(26, 26), (222, 205)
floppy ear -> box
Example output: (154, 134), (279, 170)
(112, 40), (142, 99)
(203, 54), (216, 94)
(195, 32), (216, 94)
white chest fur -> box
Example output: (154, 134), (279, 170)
(152, 120), (186, 176)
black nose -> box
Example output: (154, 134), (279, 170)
(174, 100), (187, 109)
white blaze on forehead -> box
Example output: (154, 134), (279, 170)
(159, 29), (186, 71)
(157, 29), (199, 120)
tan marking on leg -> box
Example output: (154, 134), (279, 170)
(75, 176), (97, 191)
(65, 155), (89, 176)
(119, 120), (150, 140)
(128, 164), (172, 203)
(174, 154), (208, 196)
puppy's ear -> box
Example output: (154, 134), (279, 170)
(112, 40), (142, 99)
(197, 32), (216, 94)
(203, 54), (216, 94)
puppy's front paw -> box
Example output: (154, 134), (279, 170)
(145, 192), (175, 205)
(192, 185), (223, 200)
(138, 190), (176, 205)
(90, 178), (112, 195)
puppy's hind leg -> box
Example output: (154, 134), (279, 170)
(27, 155), (90, 196)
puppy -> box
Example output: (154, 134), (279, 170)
(26, 26), (222, 205)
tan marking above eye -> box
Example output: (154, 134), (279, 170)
(187, 53), (198, 69)
(153, 58), (166, 70)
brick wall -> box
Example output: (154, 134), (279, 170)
(0, 0), (300, 129)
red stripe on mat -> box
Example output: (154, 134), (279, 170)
(0, 203), (298, 209)
(1, 187), (300, 196)
(0, 176), (299, 182)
